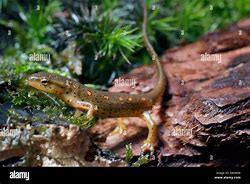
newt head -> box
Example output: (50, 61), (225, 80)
(27, 72), (67, 95)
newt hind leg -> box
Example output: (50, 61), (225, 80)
(110, 118), (127, 136)
(141, 111), (158, 153)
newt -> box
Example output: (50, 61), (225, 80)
(27, 0), (167, 152)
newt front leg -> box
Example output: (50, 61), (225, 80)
(74, 101), (95, 119)
(76, 101), (95, 117)
(141, 111), (158, 153)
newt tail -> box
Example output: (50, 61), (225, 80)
(142, 1), (166, 102)
(27, 0), (167, 153)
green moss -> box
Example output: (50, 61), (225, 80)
(131, 154), (150, 167)
(124, 143), (151, 167)
(125, 143), (133, 163)
(69, 115), (98, 129)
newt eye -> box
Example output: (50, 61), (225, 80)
(41, 78), (48, 85)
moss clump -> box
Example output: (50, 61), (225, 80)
(125, 143), (133, 163)
(69, 115), (98, 129)
(124, 143), (151, 167)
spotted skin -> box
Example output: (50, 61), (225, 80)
(28, 73), (154, 118)
(27, 0), (167, 153)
